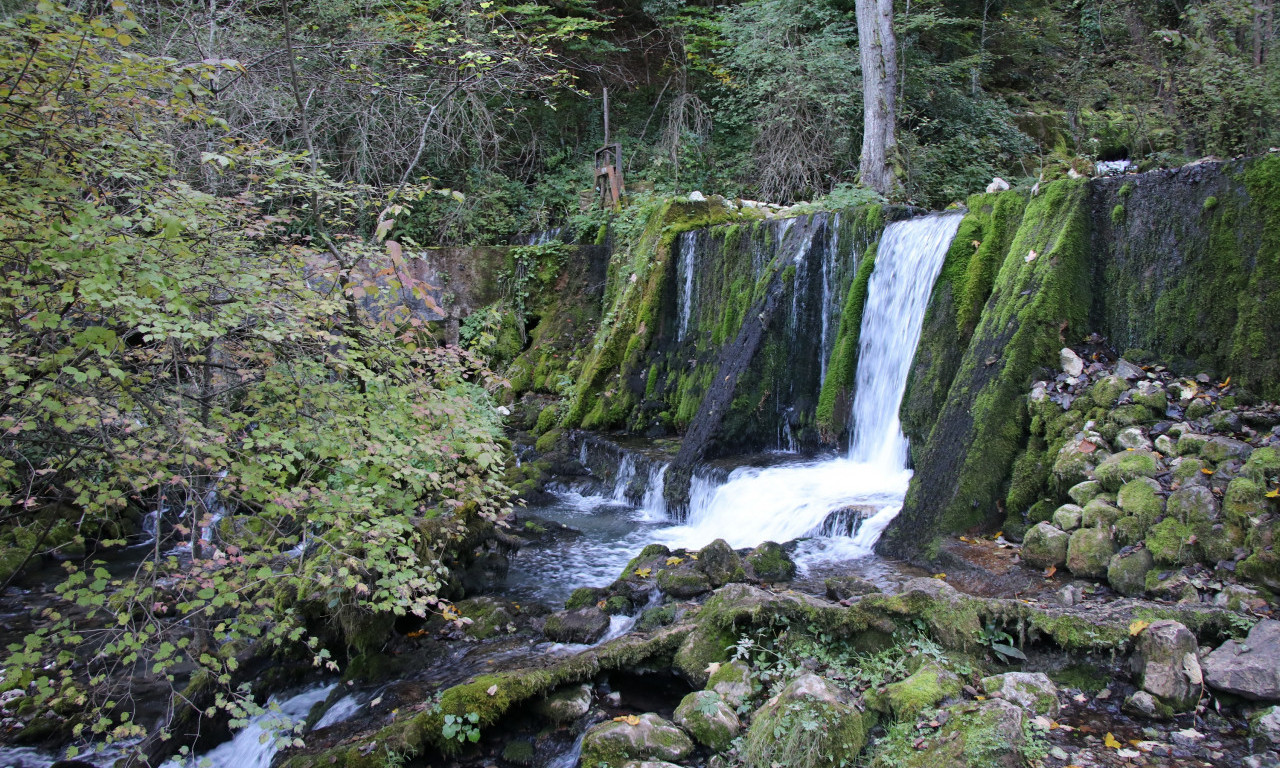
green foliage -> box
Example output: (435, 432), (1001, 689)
(441, 712), (481, 744)
(0, 2), (511, 754)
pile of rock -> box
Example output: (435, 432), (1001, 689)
(1015, 340), (1279, 606)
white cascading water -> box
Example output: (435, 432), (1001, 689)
(677, 230), (697, 342)
(659, 212), (963, 558)
(161, 684), (335, 768)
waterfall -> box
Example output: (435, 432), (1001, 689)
(610, 454), (636, 503)
(162, 684), (336, 768)
(676, 231), (697, 342)
(819, 212), (841, 386)
(658, 212), (962, 557)
(638, 463), (670, 521)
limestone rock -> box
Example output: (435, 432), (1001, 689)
(581, 713), (694, 768)
(1067, 480), (1104, 506)
(1200, 435), (1254, 463)
(1203, 620), (1280, 700)
(744, 674), (867, 768)
(1052, 504), (1083, 531)
(1054, 435), (1108, 488)
(656, 563), (712, 599)
(874, 661), (962, 719)
(1167, 485), (1219, 522)
(1066, 528), (1115, 578)
(981, 672), (1059, 716)
(1022, 523), (1069, 569)
(986, 177), (1011, 193)
(674, 690), (739, 751)
(1060, 348), (1085, 376)
(1117, 427), (1153, 451)
(1115, 359), (1145, 380)
(1132, 620), (1203, 711)
(746, 541), (796, 582)
(1108, 548), (1154, 596)
(543, 607), (611, 644)
(536, 684), (592, 724)
(1081, 497), (1122, 528)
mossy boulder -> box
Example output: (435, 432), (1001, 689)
(1177, 432), (1211, 456)
(1051, 504), (1083, 531)
(825, 575), (882, 601)
(1115, 426), (1152, 451)
(1113, 515), (1147, 547)
(543, 607), (611, 644)
(874, 662), (962, 719)
(871, 699), (1026, 768)
(1067, 480), (1104, 506)
(656, 563), (712, 599)
(1117, 478), (1164, 521)
(565, 587), (606, 611)
(1081, 497), (1122, 528)
(1243, 446), (1280, 485)
(1110, 404), (1155, 426)
(1146, 518), (1200, 567)
(706, 660), (753, 708)
(1090, 376), (1129, 408)
(746, 541), (796, 582)
(1166, 485), (1219, 523)
(535, 684), (592, 724)
(980, 672), (1059, 716)
(743, 674), (868, 768)
(696, 539), (746, 587)
(1053, 435), (1106, 488)
(1093, 450), (1163, 492)
(501, 740), (536, 765)
(1224, 477), (1269, 525)
(455, 597), (520, 640)
(1199, 436), (1254, 464)
(1107, 548), (1154, 597)
(1171, 456), (1210, 487)
(674, 624), (736, 687)
(1066, 528), (1116, 578)
(673, 690), (739, 751)
(580, 713), (694, 768)
(1022, 522), (1069, 569)
(1131, 620), (1202, 711)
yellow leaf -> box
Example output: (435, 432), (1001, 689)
(634, 568), (651, 578)
(612, 714), (641, 725)
(933, 573), (947, 580)
(1266, 487), (1279, 498)
(1129, 619), (1150, 636)
(117, 32), (134, 46)
(1104, 732), (1122, 749)
(1220, 376), (1231, 388)
(1201, 468), (1214, 475)
(665, 556), (684, 566)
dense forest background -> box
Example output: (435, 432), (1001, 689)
(18, 0), (1268, 240)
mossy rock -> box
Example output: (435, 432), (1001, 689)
(1132, 388), (1168, 412)
(536, 684), (592, 724)
(580, 713), (694, 768)
(673, 690), (740, 751)
(1093, 450), (1163, 492)
(1108, 548), (1154, 597)
(746, 541), (796, 582)
(980, 672), (1059, 716)
(696, 539), (746, 587)
(455, 597), (520, 640)
(656, 564), (712, 599)
(1166, 485), (1219, 523)
(1053, 436), (1104, 489)
(1146, 518), (1200, 567)
(1066, 528), (1116, 579)
(1117, 479), (1164, 524)
(1113, 515), (1148, 548)
(535, 427), (564, 454)
(636, 604), (680, 632)
(870, 699), (1025, 768)
(565, 587), (606, 611)
(1172, 457), (1211, 487)
(1090, 376), (1129, 408)
(1243, 446), (1280, 485)
(501, 740), (536, 766)
(1177, 432), (1212, 456)
(706, 659), (753, 708)
(1022, 522), (1069, 569)
(875, 661), (962, 720)
(674, 623), (736, 687)
(744, 674), (868, 768)
(1051, 504), (1083, 531)
(1081, 497), (1122, 528)
(1185, 400), (1213, 420)
(1067, 480), (1104, 505)
(1224, 477), (1269, 525)
(543, 607), (610, 644)
(1109, 404), (1155, 426)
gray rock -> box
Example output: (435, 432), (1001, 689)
(1115, 359), (1145, 380)
(1155, 434), (1178, 455)
(536, 684), (592, 724)
(581, 713), (695, 768)
(1051, 504), (1083, 531)
(1167, 485), (1219, 522)
(674, 690), (739, 751)
(745, 674), (868, 768)
(1256, 706), (1280, 744)
(981, 672), (1059, 716)
(746, 541), (796, 582)
(1203, 620), (1280, 700)
(707, 659), (752, 708)
(697, 539), (746, 587)
(543, 607), (611, 644)
(1132, 620), (1202, 711)
(1122, 690), (1171, 720)
(1108, 548), (1154, 597)
(1201, 435), (1254, 463)
(1067, 480), (1104, 506)
(1022, 522), (1070, 569)
(1054, 435), (1108, 488)
(1061, 348), (1085, 376)
(825, 575), (881, 601)
(1117, 427), (1153, 451)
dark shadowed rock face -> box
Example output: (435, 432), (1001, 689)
(1203, 620), (1280, 701)
(543, 607), (611, 644)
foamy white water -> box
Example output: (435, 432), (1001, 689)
(658, 212), (963, 561)
(162, 684), (335, 768)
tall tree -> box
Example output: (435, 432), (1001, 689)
(856, 0), (899, 195)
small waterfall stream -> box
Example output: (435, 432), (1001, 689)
(657, 212), (963, 559)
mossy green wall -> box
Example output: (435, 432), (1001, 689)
(1090, 156), (1280, 400)
(884, 180), (1092, 558)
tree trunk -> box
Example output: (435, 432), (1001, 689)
(856, 0), (899, 196)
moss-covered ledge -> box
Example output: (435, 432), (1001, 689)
(276, 624), (693, 768)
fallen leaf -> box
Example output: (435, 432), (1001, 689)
(705, 662), (721, 677)
(613, 714), (641, 726)
(1044, 565), (1057, 578)
(665, 556), (684, 566)
(1078, 440), (1097, 454)
(933, 573), (947, 580)
(1025, 250), (1038, 262)
(1129, 619), (1150, 636)
(1220, 376), (1231, 388)
(1201, 467), (1214, 475)
(1104, 732), (1122, 749)
(487, 685), (499, 696)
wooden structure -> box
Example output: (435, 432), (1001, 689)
(595, 88), (625, 208)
